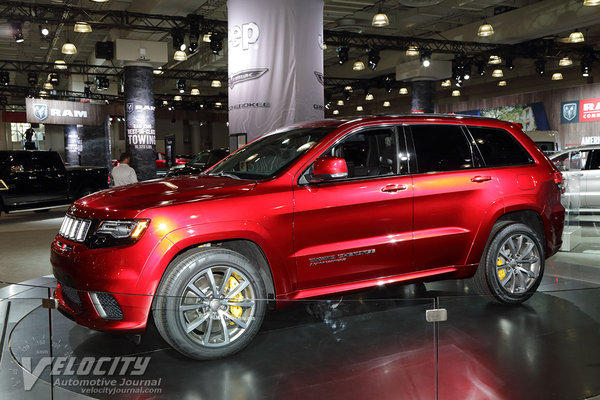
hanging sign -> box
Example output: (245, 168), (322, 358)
(26, 98), (107, 125)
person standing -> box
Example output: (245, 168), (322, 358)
(111, 152), (138, 186)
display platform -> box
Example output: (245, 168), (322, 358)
(0, 270), (598, 400)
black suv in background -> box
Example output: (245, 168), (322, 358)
(0, 150), (109, 214)
(166, 149), (229, 177)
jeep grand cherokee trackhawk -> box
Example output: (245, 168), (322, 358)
(51, 115), (565, 360)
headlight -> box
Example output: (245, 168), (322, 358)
(88, 219), (150, 248)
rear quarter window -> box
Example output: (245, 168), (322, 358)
(468, 126), (534, 167)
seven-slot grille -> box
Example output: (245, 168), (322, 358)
(59, 215), (92, 242)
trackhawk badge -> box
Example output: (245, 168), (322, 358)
(314, 71), (324, 86)
(33, 104), (48, 121)
(228, 68), (269, 88)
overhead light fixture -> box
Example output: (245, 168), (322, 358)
(54, 60), (67, 70)
(62, 40), (77, 55)
(399, 87), (408, 95)
(0, 72), (9, 86)
(211, 80), (222, 87)
(581, 59), (592, 77)
(441, 79), (451, 87)
(488, 55), (502, 64)
(337, 46), (349, 64)
(322, 43), (327, 50)
(505, 57), (514, 70)
(420, 50), (432, 67)
(96, 76), (110, 90)
(173, 50), (187, 61)
(162, 100), (169, 105)
(209, 33), (223, 55)
(91, 0), (110, 2)
(383, 101), (391, 107)
(215, 102), (223, 107)
(176, 79), (186, 93)
(353, 60), (365, 71)
(452, 90), (461, 97)
(343, 90), (351, 101)
(39, 25), (50, 39)
(74, 22), (92, 33)
(568, 30), (585, 43)
(477, 62), (486, 76)
(552, 72), (563, 80)
(27, 72), (37, 86)
(203, 33), (212, 42)
(188, 15), (200, 54)
(492, 68), (503, 77)
(477, 21), (494, 37)
(153, 67), (164, 75)
(372, 7), (389, 27)
(49, 73), (59, 85)
(406, 46), (419, 56)
(12, 22), (24, 43)
(174, 95), (182, 101)
(43, 82), (54, 90)
(583, 0), (600, 5)
(498, 80), (507, 86)
(344, 85), (353, 92)
(365, 92), (374, 101)
(333, 109), (340, 115)
(337, 100), (344, 106)
(535, 59), (546, 75)
(172, 28), (186, 51)
(190, 88), (200, 95)
(559, 57), (573, 66)
(367, 49), (380, 70)
(356, 105), (364, 112)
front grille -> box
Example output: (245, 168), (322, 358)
(59, 215), (92, 242)
(90, 292), (123, 320)
(61, 284), (82, 313)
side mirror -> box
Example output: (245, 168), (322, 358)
(310, 156), (348, 183)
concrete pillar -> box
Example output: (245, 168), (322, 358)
(411, 80), (436, 114)
(190, 121), (201, 154)
(124, 64), (156, 181)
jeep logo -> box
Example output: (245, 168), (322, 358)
(229, 22), (260, 50)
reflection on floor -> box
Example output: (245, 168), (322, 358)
(0, 272), (598, 400)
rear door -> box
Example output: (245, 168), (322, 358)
(293, 125), (414, 289)
(583, 149), (600, 208)
(31, 152), (69, 203)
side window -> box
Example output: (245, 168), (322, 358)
(570, 150), (591, 171)
(330, 128), (397, 179)
(552, 153), (569, 171)
(468, 126), (534, 167)
(32, 152), (61, 171)
(410, 124), (474, 173)
(7, 153), (33, 173)
(588, 150), (600, 170)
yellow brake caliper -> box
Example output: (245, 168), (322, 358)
(497, 256), (506, 280)
(224, 275), (244, 324)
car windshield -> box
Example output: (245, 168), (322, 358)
(189, 152), (211, 167)
(209, 127), (334, 179)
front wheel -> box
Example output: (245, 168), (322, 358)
(153, 248), (267, 360)
(472, 223), (544, 304)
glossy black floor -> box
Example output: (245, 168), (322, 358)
(0, 268), (598, 400)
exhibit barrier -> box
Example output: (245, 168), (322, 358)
(0, 276), (598, 399)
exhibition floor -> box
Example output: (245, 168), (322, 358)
(0, 211), (599, 399)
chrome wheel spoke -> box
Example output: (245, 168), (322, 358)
(180, 304), (201, 312)
(225, 280), (249, 299)
(219, 315), (230, 344)
(185, 313), (210, 334)
(499, 269), (514, 287)
(517, 242), (535, 262)
(218, 267), (233, 296)
(225, 313), (248, 329)
(515, 269), (526, 292)
(515, 235), (524, 255)
(508, 238), (519, 257)
(224, 300), (254, 308)
(187, 283), (207, 300)
(203, 318), (214, 344)
(518, 266), (536, 279)
(205, 268), (219, 296)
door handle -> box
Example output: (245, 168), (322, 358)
(381, 184), (408, 193)
(471, 175), (492, 183)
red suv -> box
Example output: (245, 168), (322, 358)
(51, 116), (564, 359)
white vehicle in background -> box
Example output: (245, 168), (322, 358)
(524, 130), (559, 154)
(550, 145), (600, 211)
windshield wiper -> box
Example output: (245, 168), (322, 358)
(212, 171), (240, 179)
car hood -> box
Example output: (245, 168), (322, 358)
(71, 175), (257, 219)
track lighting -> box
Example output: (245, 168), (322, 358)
(505, 57), (514, 70)
(176, 79), (186, 93)
(39, 25), (50, 40)
(172, 28), (186, 51)
(343, 90), (351, 101)
(188, 15), (200, 54)
(367, 48), (380, 70)
(0, 72), (10, 86)
(420, 50), (432, 68)
(209, 33), (223, 55)
(28, 72), (37, 86)
(12, 22), (24, 43)
(96, 76), (110, 90)
(337, 46), (349, 65)
(535, 59), (546, 75)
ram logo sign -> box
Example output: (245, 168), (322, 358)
(33, 104), (49, 121)
(26, 98), (106, 125)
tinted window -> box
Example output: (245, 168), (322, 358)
(570, 150), (591, 170)
(32, 152), (62, 171)
(468, 126), (534, 167)
(589, 150), (600, 170)
(552, 153), (569, 171)
(331, 128), (398, 179)
(411, 125), (474, 173)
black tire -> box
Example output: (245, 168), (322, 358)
(152, 248), (267, 360)
(472, 222), (544, 304)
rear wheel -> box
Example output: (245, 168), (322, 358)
(472, 223), (544, 304)
(153, 248), (267, 360)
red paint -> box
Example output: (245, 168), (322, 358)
(51, 115), (565, 332)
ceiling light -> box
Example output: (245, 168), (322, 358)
(203, 33), (212, 42)
(399, 87), (408, 95)
(583, 0), (600, 5)
(209, 33), (223, 54)
(74, 22), (92, 33)
(188, 15), (200, 54)
(39, 25), (50, 39)
(343, 90), (351, 101)
(333, 110), (340, 115)
(191, 88), (200, 95)
(505, 57), (514, 70)
(12, 22), (24, 43)
(176, 79), (186, 93)
(552, 72), (563, 80)
(353, 60), (365, 71)
(477, 22), (494, 37)
(62, 41), (77, 55)
(43, 82), (54, 90)
(477, 62), (486, 76)
(153, 67), (164, 75)
(568, 30), (585, 43)
(54, 60), (67, 70)
(420, 50), (432, 67)
(488, 55), (502, 64)
(337, 100), (344, 106)
(356, 105), (364, 112)
(498, 80), (507, 86)
(174, 95), (182, 101)
(174, 50), (187, 61)
(441, 79), (451, 87)
(322, 43), (327, 50)
(581, 60), (592, 77)
(337, 46), (349, 64)
(367, 49), (380, 70)
(535, 59), (546, 75)
(211, 80), (222, 87)
(172, 28), (185, 52)
(406, 46), (419, 56)
(0, 72), (9, 86)
(96, 76), (110, 90)
(383, 101), (391, 107)
(492, 68), (503, 77)
(452, 90), (461, 97)
(559, 57), (573, 66)
(27, 72), (37, 86)
(365, 92), (374, 101)
(372, 8), (389, 27)
(344, 85), (353, 92)
(215, 102), (223, 107)
(91, 0), (109, 2)
(163, 100), (169, 105)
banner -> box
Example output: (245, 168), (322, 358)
(561, 98), (600, 123)
(26, 98), (107, 126)
(227, 0), (324, 144)
(459, 102), (550, 132)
